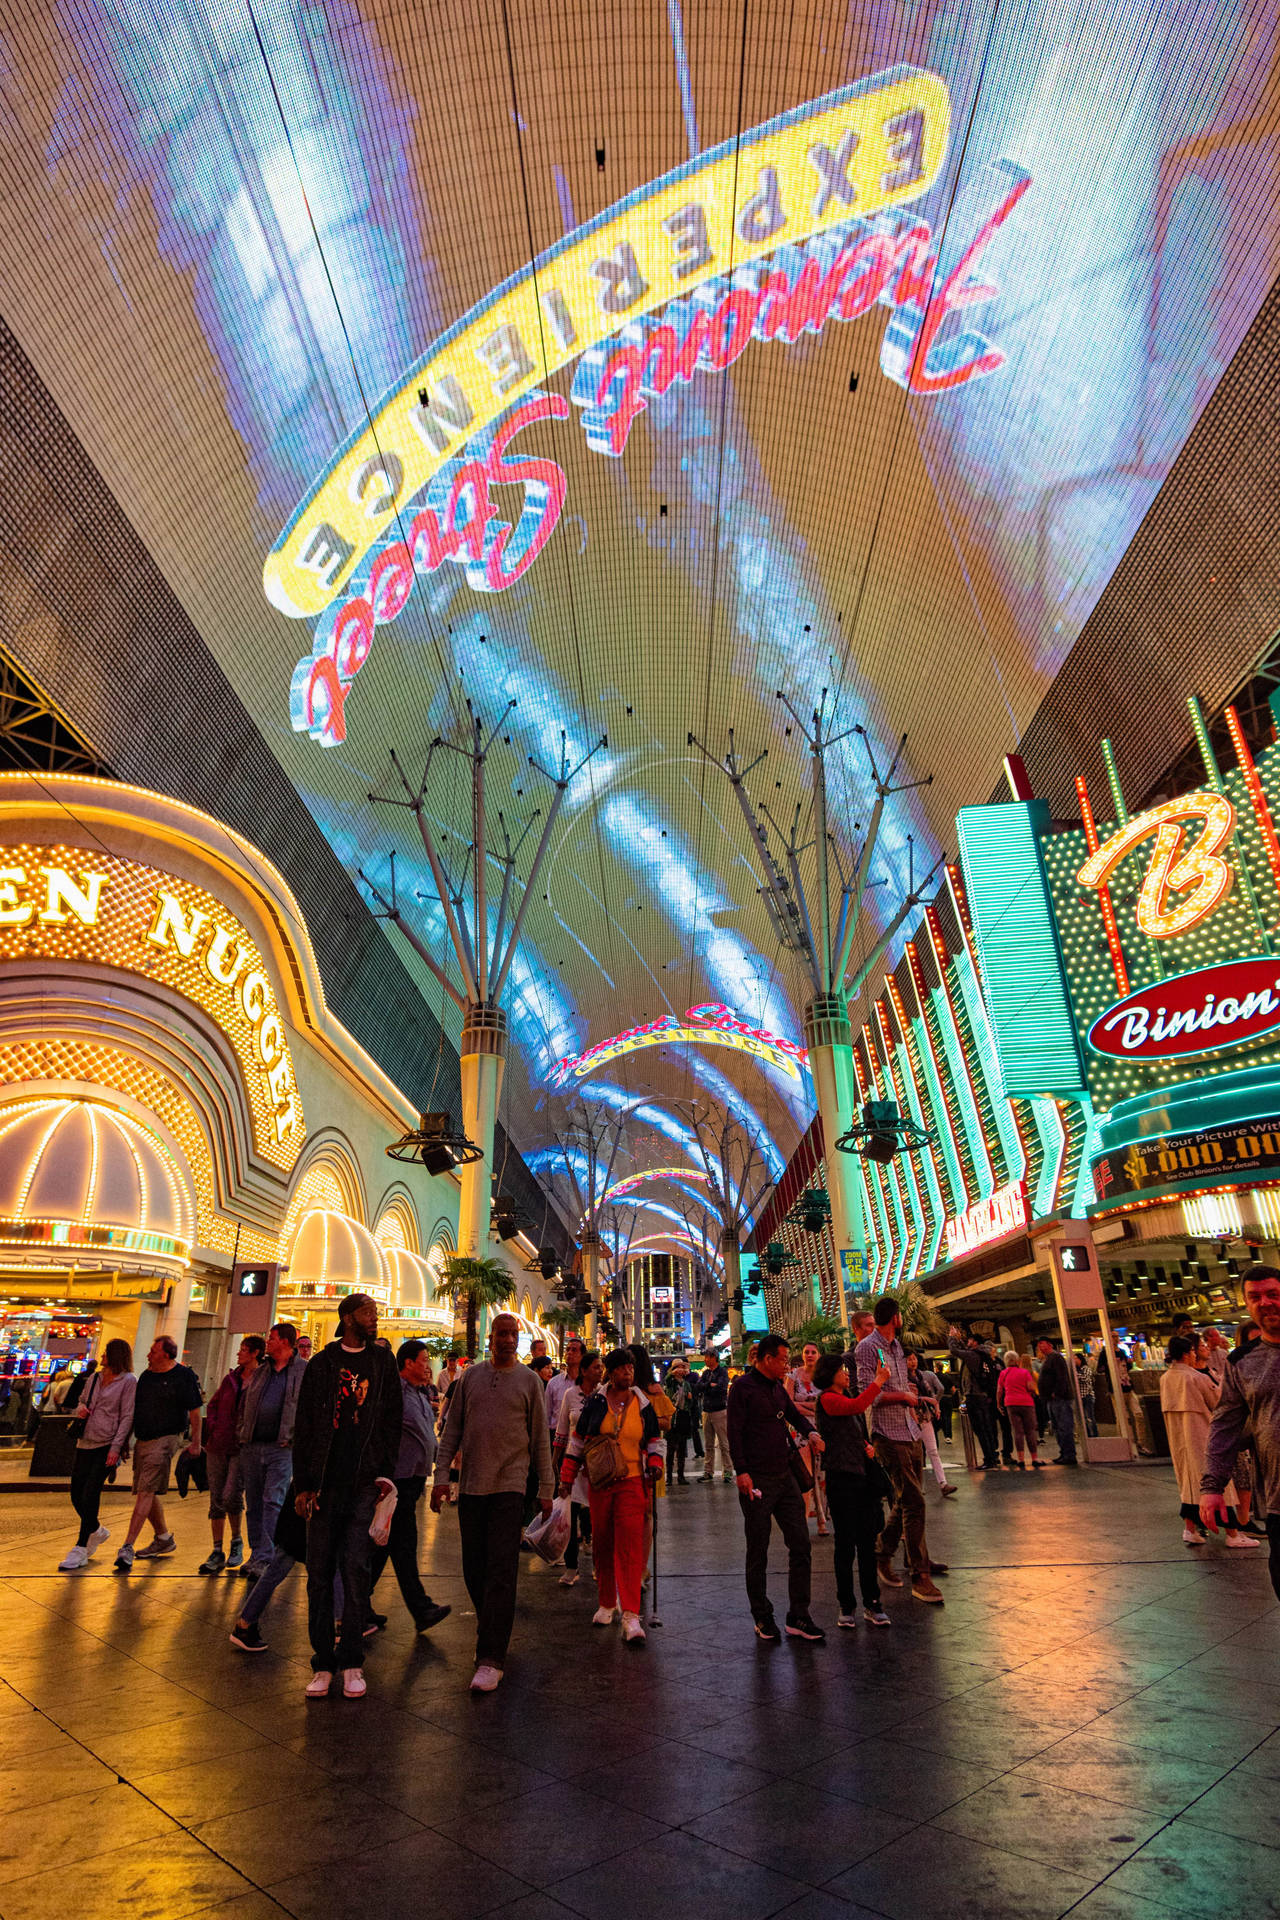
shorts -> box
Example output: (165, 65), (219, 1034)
(132, 1433), (182, 1498)
(205, 1447), (243, 1520)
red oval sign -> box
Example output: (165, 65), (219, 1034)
(1087, 956), (1280, 1060)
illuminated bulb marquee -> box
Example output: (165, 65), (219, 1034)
(1077, 792), (1236, 938)
(275, 63), (1034, 747)
(552, 1003), (807, 1088)
(0, 848), (303, 1165)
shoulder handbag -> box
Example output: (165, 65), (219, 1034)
(781, 1414), (814, 1493)
(584, 1396), (630, 1488)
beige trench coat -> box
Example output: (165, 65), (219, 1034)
(1160, 1362), (1237, 1507)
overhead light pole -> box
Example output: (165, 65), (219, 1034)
(690, 699), (940, 1325)
(672, 1101), (773, 1352)
(546, 1102), (627, 1345)
(364, 709), (605, 1258)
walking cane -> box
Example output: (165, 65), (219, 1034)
(648, 1479), (663, 1627)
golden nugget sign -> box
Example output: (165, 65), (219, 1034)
(0, 851), (302, 1161)
(274, 66), (1032, 749)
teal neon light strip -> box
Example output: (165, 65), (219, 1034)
(862, 1042), (909, 1289)
(857, 1162), (886, 1292)
(920, 992), (977, 1205)
(884, 1038), (927, 1279)
(851, 1050), (892, 1293)
(887, 1006), (945, 1273)
(954, 946), (1025, 1183)
(931, 981), (995, 1187)
(956, 800), (1087, 1097)
(914, 1019), (965, 1215)
(1030, 1095), (1067, 1219)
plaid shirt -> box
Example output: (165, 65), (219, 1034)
(855, 1332), (920, 1444)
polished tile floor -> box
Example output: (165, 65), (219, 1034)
(0, 1456), (1276, 1920)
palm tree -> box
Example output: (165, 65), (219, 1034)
(440, 1254), (514, 1358)
(788, 1313), (847, 1354)
(541, 1302), (584, 1358)
(895, 1280), (948, 1353)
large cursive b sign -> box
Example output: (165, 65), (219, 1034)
(276, 66), (1033, 748)
(1087, 956), (1280, 1060)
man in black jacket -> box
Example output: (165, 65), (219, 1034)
(727, 1333), (826, 1643)
(1035, 1337), (1078, 1466)
(292, 1293), (402, 1698)
(959, 1332), (1001, 1470)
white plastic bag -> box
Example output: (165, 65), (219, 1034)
(369, 1480), (398, 1547)
(522, 1495), (571, 1563)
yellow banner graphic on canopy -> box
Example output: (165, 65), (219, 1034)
(264, 65), (949, 620)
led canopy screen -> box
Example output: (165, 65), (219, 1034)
(0, 0), (1277, 1224)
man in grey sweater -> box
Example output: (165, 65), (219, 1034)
(1202, 1264), (1280, 1601)
(431, 1311), (553, 1692)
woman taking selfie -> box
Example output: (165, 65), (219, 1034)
(813, 1349), (891, 1627)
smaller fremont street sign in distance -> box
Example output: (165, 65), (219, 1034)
(1086, 956), (1280, 1061)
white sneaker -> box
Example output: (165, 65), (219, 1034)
(836, 1611), (858, 1629)
(58, 1545), (89, 1571)
(341, 1668), (367, 1697)
(621, 1612), (646, 1645)
(1182, 1525), (1204, 1545)
(470, 1664), (502, 1692)
(558, 1569), (579, 1587)
(305, 1671), (332, 1698)
(86, 1526), (110, 1555)
(591, 1605), (617, 1627)
(1225, 1532), (1260, 1549)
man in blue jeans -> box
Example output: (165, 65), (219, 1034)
(1035, 1337), (1078, 1466)
(236, 1321), (307, 1577)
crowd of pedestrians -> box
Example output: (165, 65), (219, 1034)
(45, 1269), (1280, 1700)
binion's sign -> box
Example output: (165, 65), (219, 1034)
(276, 64), (1033, 747)
(944, 1178), (1028, 1261)
(1087, 956), (1280, 1060)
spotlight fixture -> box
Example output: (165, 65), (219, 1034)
(386, 1111), (483, 1176)
(835, 1099), (934, 1162)
(492, 1195), (520, 1241)
(786, 1186), (832, 1235)
(763, 1240), (799, 1277)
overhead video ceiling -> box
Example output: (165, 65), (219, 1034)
(1, 0), (1277, 1253)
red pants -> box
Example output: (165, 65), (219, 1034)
(588, 1475), (647, 1615)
